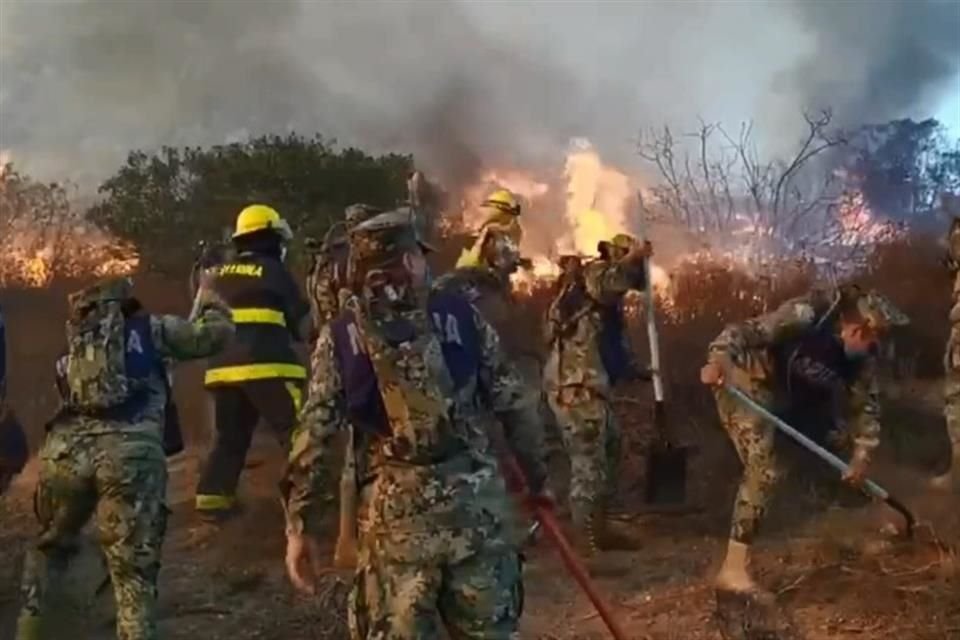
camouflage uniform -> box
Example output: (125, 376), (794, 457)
(285, 211), (547, 639)
(432, 266), (544, 542)
(943, 219), (960, 474)
(708, 288), (908, 544)
(18, 283), (233, 640)
(303, 204), (384, 551)
(542, 253), (645, 542)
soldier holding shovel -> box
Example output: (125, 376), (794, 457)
(700, 285), (909, 598)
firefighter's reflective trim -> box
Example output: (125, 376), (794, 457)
(204, 363), (307, 384)
(231, 308), (286, 326)
(195, 493), (236, 512)
(284, 381), (303, 413)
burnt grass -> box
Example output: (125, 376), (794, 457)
(0, 236), (958, 639)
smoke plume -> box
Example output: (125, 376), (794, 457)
(0, 0), (957, 188)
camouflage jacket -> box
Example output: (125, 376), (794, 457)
(707, 289), (900, 461)
(433, 266), (540, 377)
(53, 288), (234, 439)
(305, 249), (347, 331)
(947, 272), (960, 370)
(284, 296), (547, 539)
(542, 255), (645, 393)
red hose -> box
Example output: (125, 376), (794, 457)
(502, 455), (630, 640)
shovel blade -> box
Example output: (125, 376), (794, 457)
(644, 445), (688, 505)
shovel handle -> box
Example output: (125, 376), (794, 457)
(642, 255), (665, 404)
(724, 385), (915, 535)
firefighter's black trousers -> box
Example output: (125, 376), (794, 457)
(195, 379), (302, 513)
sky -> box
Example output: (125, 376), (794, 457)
(0, 0), (957, 189)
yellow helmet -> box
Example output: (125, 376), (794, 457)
(482, 189), (521, 217)
(610, 233), (636, 250)
(233, 204), (293, 241)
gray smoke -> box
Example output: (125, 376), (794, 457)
(784, 0), (960, 127)
(0, 0), (957, 189)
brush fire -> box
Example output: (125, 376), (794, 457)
(448, 136), (901, 321)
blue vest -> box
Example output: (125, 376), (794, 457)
(330, 292), (481, 434)
(597, 298), (631, 385)
(124, 314), (158, 386)
(58, 314), (161, 419)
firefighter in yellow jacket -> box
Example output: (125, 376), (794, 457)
(195, 204), (310, 520)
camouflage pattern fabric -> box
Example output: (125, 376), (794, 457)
(711, 386), (779, 544)
(945, 267), (960, 465)
(285, 295), (545, 638)
(20, 429), (167, 640)
(547, 385), (620, 528)
(306, 257), (341, 329)
(542, 256), (643, 392)
(433, 267), (548, 542)
(542, 255), (642, 527)
(306, 204), (382, 330)
(17, 289), (233, 640)
(65, 279), (135, 410)
(350, 541), (522, 640)
(707, 288), (907, 544)
(433, 266), (540, 396)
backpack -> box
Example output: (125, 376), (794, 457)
(329, 292), (478, 457)
(64, 279), (139, 411)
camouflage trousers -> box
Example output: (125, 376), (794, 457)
(713, 386), (780, 545)
(945, 354), (960, 465)
(547, 385), (620, 527)
(349, 529), (523, 639)
(20, 425), (168, 640)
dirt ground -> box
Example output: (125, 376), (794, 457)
(1, 376), (957, 640)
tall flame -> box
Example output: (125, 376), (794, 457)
(560, 139), (633, 256)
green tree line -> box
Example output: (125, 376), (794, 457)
(87, 133), (413, 274)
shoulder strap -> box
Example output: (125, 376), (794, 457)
(350, 308), (450, 423)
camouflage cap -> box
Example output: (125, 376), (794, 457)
(68, 276), (133, 313)
(349, 208), (426, 273)
(856, 290), (909, 331)
(344, 203), (384, 230)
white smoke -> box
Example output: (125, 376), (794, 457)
(0, 0), (957, 188)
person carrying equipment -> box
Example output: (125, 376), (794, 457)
(934, 205), (960, 491)
(542, 233), (651, 557)
(195, 204), (310, 520)
(282, 208), (550, 639)
(16, 275), (233, 640)
(303, 203), (383, 568)
(699, 285), (908, 597)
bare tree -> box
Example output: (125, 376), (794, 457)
(637, 110), (879, 270)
